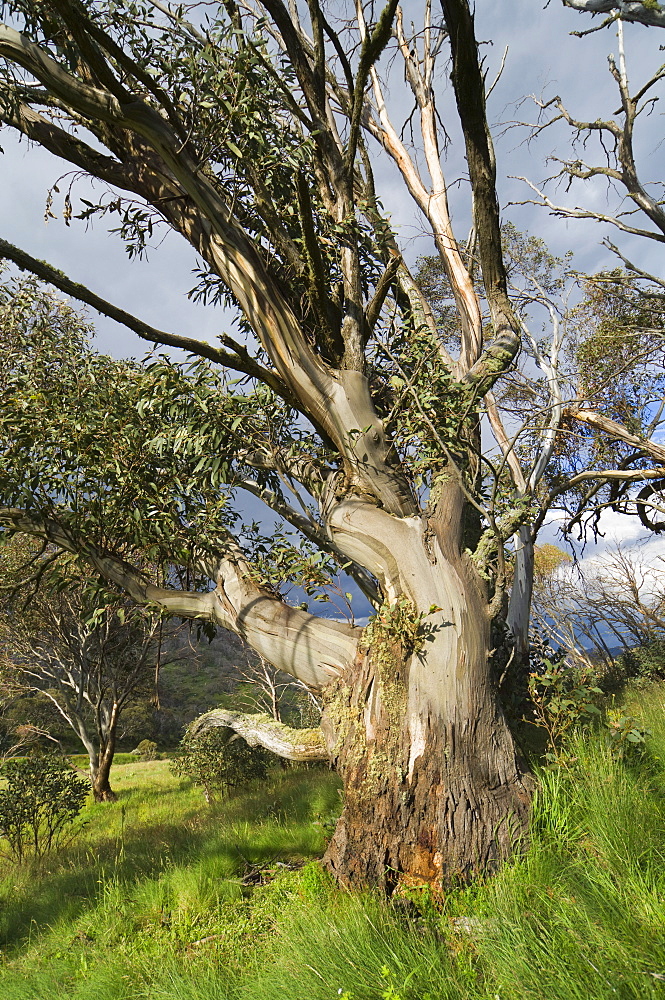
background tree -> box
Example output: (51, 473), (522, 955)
(0, 535), (166, 801)
(0, 0), (658, 889)
(416, 229), (665, 666)
(532, 544), (665, 682)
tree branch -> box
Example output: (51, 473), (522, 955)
(0, 509), (359, 690)
(561, 1), (665, 29)
(189, 708), (328, 761)
(572, 408), (665, 462)
(0, 238), (293, 397)
(440, 0), (521, 379)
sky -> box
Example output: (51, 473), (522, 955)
(1, 0), (664, 601)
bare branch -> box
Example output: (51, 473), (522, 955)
(510, 176), (665, 243)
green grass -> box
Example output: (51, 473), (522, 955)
(0, 687), (664, 1000)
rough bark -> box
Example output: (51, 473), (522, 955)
(322, 623), (531, 891)
(90, 742), (118, 802)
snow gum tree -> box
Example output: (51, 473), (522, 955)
(3, 0), (658, 889)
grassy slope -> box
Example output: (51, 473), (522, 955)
(0, 687), (664, 1000)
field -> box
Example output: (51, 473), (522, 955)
(0, 685), (664, 1000)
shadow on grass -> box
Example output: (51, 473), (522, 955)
(0, 769), (341, 952)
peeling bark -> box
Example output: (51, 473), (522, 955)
(322, 629), (531, 890)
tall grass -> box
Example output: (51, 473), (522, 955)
(0, 686), (664, 1000)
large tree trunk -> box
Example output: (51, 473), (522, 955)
(321, 491), (533, 891)
(321, 633), (531, 890)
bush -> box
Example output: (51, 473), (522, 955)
(0, 753), (89, 862)
(604, 708), (652, 761)
(133, 739), (158, 761)
(615, 640), (665, 684)
(171, 727), (270, 801)
(527, 658), (603, 762)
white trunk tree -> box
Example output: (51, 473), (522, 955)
(0, 0), (657, 888)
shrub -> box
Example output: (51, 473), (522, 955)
(615, 640), (665, 684)
(527, 658), (603, 762)
(604, 708), (652, 761)
(0, 752), (89, 862)
(170, 727), (270, 801)
(133, 739), (158, 761)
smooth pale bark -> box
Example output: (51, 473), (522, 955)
(561, 1), (665, 28)
(572, 409), (665, 463)
(0, 23), (416, 519)
(0, 509), (359, 691)
(4, 489), (532, 887)
(506, 525), (535, 669)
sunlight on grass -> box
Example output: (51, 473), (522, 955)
(0, 688), (664, 1000)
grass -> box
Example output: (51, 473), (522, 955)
(0, 686), (664, 1000)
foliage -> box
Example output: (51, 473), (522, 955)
(363, 596), (429, 662)
(171, 728), (270, 801)
(616, 640), (665, 684)
(532, 543), (572, 582)
(527, 658), (603, 761)
(603, 708), (652, 761)
(573, 270), (665, 433)
(0, 752), (88, 862)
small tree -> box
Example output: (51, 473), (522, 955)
(0, 535), (166, 801)
(532, 545), (665, 685)
(0, 753), (88, 862)
(233, 653), (322, 726)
